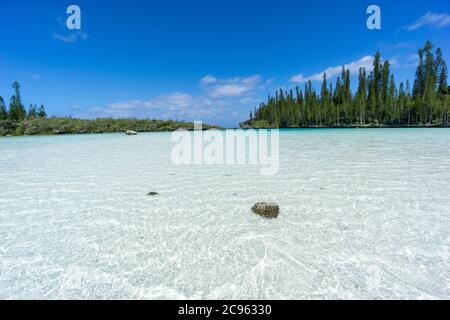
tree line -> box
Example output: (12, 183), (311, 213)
(0, 117), (219, 136)
(243, 41), (449, 128)
(0, 81), (219, 136)
(0, 82), (47, 121)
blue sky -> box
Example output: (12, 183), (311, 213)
(0, 0), (449, 127)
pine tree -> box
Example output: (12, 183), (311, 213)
(343, 68), (351, 124)
(28, 104), (38, 119)
(320, 73), (329, 125)
(405, 80), (412, 125)
(423, 41), (437, 124)
(9, 82), (27, 121)
(357, 67), (367, 125)
(38, 105), (47, 118)
(372, 52), (382, 112)
(413, 48), (425, 97)
(398, 82), (406, 124)
(333, 77), (342, 125)
(381, 60), (390, 121)
(435, 48), (448, 94)
(388, 74), (397, 123)
(0, 96), (7, 120)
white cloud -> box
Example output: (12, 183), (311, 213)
(201, 75), (262, 97)
(388, 53), (419, 69)
(406, 54), (419, 62)
(290, 56), (374, 83)
(53, 33), (77, 43)
(53, 31), (88, 43)
(239, 97), (255, 104)
(77, 75), (264, 126)
(206, 75), (261, 98)
(200, 75), (218, 85)
(405, 12), (450, 31)
(209, 84), (250, 97)
(93, 91), (225, 120)
(108, 92), (193, 112)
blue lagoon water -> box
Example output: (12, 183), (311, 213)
(0, 129), (449, 299)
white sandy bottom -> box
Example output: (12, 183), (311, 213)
(0, 129), (449, 299)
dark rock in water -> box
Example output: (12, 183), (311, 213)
(251, 202), (279, 219)
(147, 192), (159, 196)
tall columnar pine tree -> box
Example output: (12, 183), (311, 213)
(9, 82), (27, 121)
(435, 48), (448, 95)
(381, 60), (390, 122)
(422, 41), (437, 124)
(356, 67), (367, 125)
(0, 96), (8, 120)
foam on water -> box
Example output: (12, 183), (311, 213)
(0, 129), (449, 299)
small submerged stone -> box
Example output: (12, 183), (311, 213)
(147, 192), (159, 196)
(251, 202), (279, 219)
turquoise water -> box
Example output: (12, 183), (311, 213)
(0, 129), (449, 299)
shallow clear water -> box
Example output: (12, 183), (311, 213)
(1, 129), (449, 299)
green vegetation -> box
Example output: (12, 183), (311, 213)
(243, 41), (450, 128)
(0, 82), (218, 136)
(0, 117), (219, 136)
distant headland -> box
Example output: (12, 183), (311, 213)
(0, 82), (219, 136)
